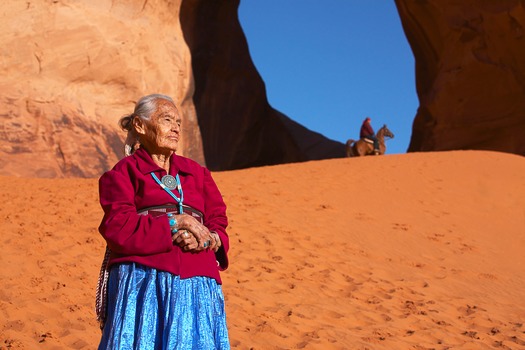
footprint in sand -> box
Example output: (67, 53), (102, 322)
(392, 223), (410, 231)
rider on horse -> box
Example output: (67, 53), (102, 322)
(360, 117), (380, 155)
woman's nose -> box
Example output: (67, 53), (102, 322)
(171, 122), (181, 132)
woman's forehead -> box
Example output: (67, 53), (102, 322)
(154, 99), (179, 115)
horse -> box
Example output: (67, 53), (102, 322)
(345, 124), (394, 157)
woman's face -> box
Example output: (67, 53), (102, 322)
(136, 99), (182, 154)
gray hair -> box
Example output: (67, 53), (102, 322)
(119, 94), (175, 156)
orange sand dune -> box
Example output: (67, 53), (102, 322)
(0, 151), (524, 349)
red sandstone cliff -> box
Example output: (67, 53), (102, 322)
(396, 0), (525, 155)
(0, 0), (344, 178)
(0, 0), (203, 178)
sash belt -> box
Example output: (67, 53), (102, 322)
(137, 204), (204, 224)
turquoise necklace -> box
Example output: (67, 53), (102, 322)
(150, 173), (184, 214)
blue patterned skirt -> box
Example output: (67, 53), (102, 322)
(98, 263), (230, 350)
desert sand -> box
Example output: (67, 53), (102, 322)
(0, 150), (524, 349)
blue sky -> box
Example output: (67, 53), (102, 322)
(238, 1), (418, 155)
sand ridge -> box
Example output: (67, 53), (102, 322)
(0, 150), (524, 349)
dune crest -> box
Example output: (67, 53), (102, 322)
(0, 151), (524, 349)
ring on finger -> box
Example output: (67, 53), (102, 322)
(183, 231), (190, 238)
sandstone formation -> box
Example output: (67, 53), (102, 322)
(396, 0), (525, 156)
(0, 0), (344, 178)
(0, 0), (205, 178)
(2, 1), (524, 178)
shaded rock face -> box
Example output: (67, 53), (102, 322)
(396, 0), (525, 156)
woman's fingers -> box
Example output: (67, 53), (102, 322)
(176, 214), (207, 248)
(172, 229), (206, 252)
(210, 231), (221, 252)
(172, 214), (221, 252)
(172, 230), (193, 245)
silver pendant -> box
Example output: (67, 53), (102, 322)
(161, 175), (177, 190)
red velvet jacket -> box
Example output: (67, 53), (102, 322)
(98, 147), (229, 284)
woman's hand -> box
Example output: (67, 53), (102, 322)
(209, 231), (222, 253)
(171, 229), (198, 251)
(171, 214), (219, 252)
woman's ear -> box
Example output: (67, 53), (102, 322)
(133, 117), (147, 136)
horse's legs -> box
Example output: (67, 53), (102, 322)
(379, 141), (386, 155)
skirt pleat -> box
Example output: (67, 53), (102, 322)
(98, 263), (230, 350)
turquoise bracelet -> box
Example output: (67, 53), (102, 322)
(166, 213), (178, 233)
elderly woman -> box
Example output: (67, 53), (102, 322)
(96, 94), (230, 349)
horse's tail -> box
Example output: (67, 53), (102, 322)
(345, 139), (355, 157)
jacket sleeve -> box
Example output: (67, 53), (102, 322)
(202, 167), (230, 270)
(98, 169), (174, 256)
